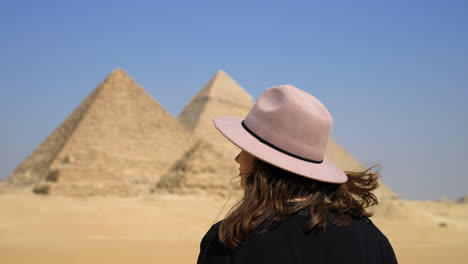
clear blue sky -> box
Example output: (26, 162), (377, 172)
(1, 0), (467, 200)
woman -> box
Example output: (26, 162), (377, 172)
(197, 84), (398, 264)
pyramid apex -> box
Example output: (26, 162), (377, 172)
(178, 70), (254, 112)
(200, 70), (252, 102)
(211, 69), (231, 81)
(106, 68), (130, 81)
(177, 70), (255, 152)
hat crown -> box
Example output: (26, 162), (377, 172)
(243, 85), (333, 161)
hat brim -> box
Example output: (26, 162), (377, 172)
(213, 116), (348, 184)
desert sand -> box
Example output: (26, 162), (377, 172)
(0, 190), (467, 264)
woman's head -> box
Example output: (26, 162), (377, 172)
(214, 85), (380, 248)
(213, 85), (348, 185)
(221, 150), (381, 248)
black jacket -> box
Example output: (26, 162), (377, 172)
(197, 209), (398, 264)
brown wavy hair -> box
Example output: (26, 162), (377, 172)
(219, 157), (380, 248)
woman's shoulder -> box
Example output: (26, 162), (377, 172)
(200, 220), (223, 245)
(207, 220), (223, 236)
(197, 221), (230, 264)
(280, 211), (391, 244)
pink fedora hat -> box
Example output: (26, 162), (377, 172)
(212, 84), (348, 184)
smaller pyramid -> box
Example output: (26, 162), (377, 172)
(458, 195), (468, 203)
(178, 70), (254, 159)
(155, 139), (242, 197)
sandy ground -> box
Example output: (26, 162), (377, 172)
(0, 191), (467, 264)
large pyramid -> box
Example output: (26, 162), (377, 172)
(3, 69), (196, 196)
(177, 70), (398, 200)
